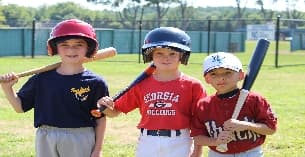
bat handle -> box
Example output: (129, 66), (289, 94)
(231, 89), (249, 119)
(215, 89), (249, 152)
(90, 92), (121, 117)
(216, 144), (228, 152)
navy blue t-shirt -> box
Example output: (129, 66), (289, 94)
(17, 69), (109, 128)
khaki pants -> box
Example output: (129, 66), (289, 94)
(36, 125), (95, 157)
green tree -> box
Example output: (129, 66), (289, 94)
(0, 1), (8, 27)
(256, 0), (278, 19)
(87, 0), (145, 29)
(144, 0), (179, 27)
(2, 4), (35, 27)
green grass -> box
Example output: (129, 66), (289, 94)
(0, 42), (305, 156)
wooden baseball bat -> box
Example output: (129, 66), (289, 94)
(91, 63), (156, 117)
(0, 47), (117, 83)
(216, 39), (270, 152)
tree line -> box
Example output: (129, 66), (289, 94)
(0, 0), (304, 30)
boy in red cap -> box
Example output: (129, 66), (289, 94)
(1, 19), (108, 157)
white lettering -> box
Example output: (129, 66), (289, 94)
(205, 117), (262, 142)
(147, 109), (176, 116)
(144, 92), (180, 103)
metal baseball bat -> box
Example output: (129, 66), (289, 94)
(216, 38), (270, 152)
(0, 47), (117, 83)
(91, 63), (156, 117)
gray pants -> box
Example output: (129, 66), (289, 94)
(36, 125), (95, 157)
(208, 146), (263, 157)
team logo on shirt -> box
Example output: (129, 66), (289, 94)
(144, 92), (179, 116)
(70, 86), (90, 101)
(149, 102), (172, 108)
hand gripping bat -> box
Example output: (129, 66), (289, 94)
(0, 47), (117, 83)
(91, 63), (156, 117)
(216, 39), (270, 152)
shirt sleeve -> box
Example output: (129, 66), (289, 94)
(114, 85), (140, 114)
(191, 81), (207, 114)
(91, 77), (110, 119)
(17, 75), (37, 112)
(190, 99), (208, 137)
(254, 95), (278, 130)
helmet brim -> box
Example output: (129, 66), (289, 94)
(142, 41), (190, 52)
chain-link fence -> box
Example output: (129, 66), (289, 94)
(1, 17), (305, 67)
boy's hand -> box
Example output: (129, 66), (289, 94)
(0, 72), (19, 87)
(92, 96), (118, 118)
(97, 96), (114, 110)
(223, 119), (250, 132)
(216, 130), (234, 145)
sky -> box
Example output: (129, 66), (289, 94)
(1, 0), (305, 11)
(1, 0), (239, 9)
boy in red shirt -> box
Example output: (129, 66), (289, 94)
(191, 52), (277, 157)
(97, 27), (207, 157)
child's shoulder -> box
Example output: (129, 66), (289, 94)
(32, 69), (56, 79)
(83, 70), (107, 81)
(181, 73), (201, 83)
(247, 91), (268, 101)
(198, 94), (215, 104)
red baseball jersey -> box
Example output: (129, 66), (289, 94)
(114, 73), (207, 130)
(191, 90), (277, 154)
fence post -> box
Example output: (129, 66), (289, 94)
(138, 20), (142, 64)
(207, 19), (211, 55)
(275, 15), (280, 68)
(31, 19), (36, 58)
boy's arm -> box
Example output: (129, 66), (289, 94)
(102, 107), (121, 117)
(223, 119), (276, 135)
(246, 122), (276, 135)
(193, 130), (234, 146)
(91, 117), (106, 157)
(0, 74), (23, 113)
(190, 144), (203, 157)
(194, 135), (218, 146)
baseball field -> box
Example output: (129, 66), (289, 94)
(0, 41), (304, 156)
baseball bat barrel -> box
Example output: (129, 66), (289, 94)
(91, 63), (156, 117)
(83, 47), (117, 63)
(0, 47), (117, 83)
(112, 63), (156, 101)
(16, 62), (62, 78)
(242, 39), (270, 90)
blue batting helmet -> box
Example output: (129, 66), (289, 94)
(142, 27), (191, 65)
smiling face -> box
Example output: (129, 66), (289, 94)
(204, 68), (244, 94)
(57, 38), (88, 64)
